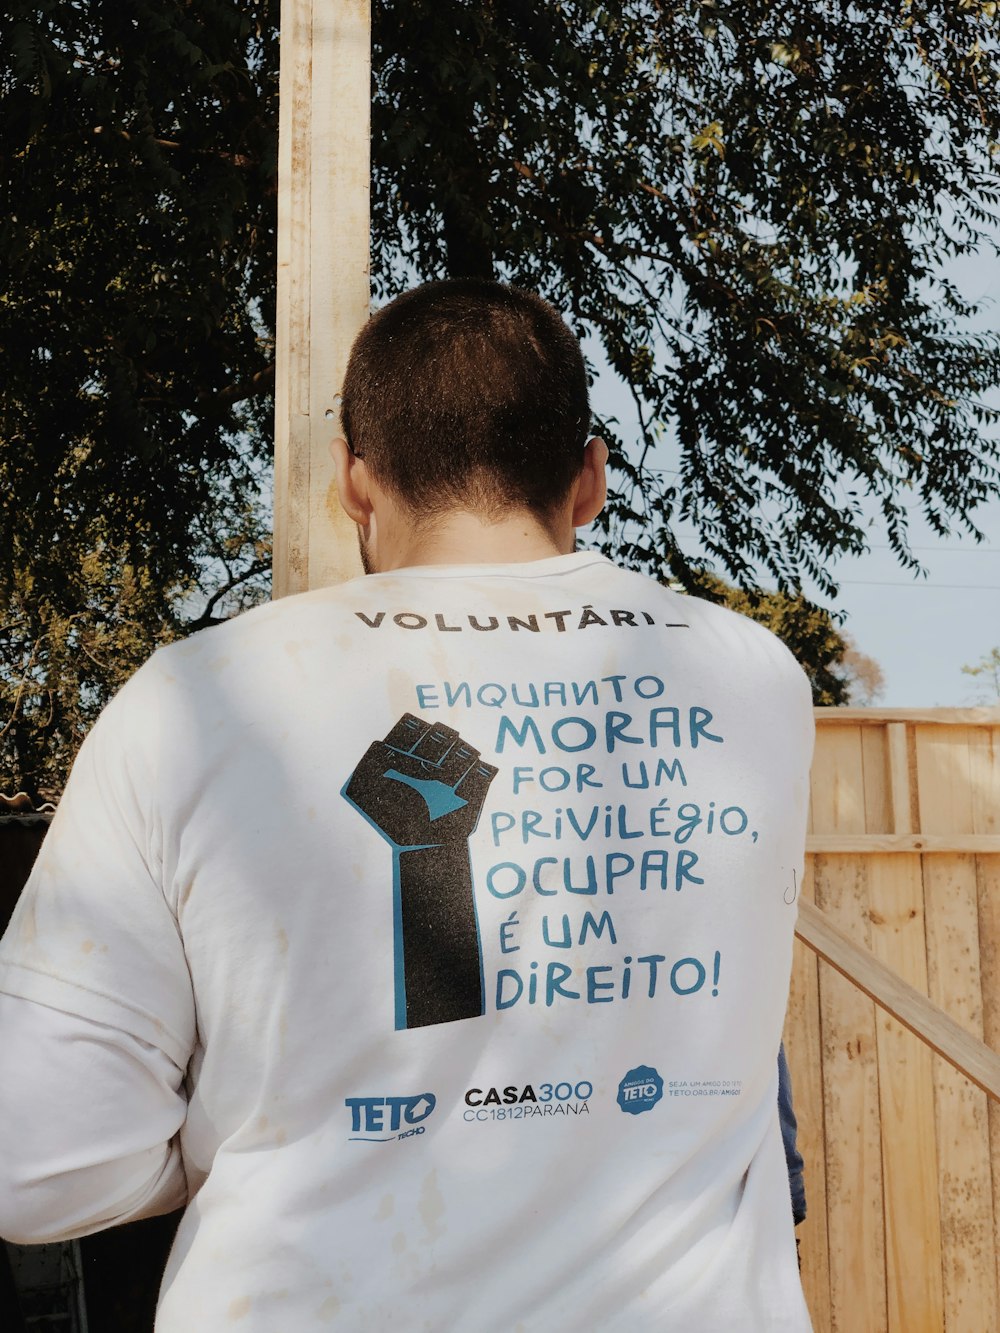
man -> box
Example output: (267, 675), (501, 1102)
(0, 280), (814, 1329)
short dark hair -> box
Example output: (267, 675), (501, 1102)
(340, 279), (590, 519)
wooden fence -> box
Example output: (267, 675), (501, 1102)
(785, 707), (1000, 1333)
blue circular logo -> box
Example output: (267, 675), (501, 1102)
(617, 1065), (664, 1115)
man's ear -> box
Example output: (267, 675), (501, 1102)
(330, 438), (373, 526)
(571, 437), (609, 528)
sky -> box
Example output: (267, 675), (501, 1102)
(586, 251), (1000, 708)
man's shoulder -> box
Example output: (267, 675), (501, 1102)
(136, 560), (807, 694)
(597, 564), (810, 666)
(152, 580), (368, 665)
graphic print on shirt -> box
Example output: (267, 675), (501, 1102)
(407, 671), (800, 1027)
(343, 714), (498, 1030)
(346, 667), (801, 1057)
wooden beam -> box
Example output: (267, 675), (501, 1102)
(274, 0), (370, 596)
(886, 721), (913, 836)
(796, 898), (1000, 1103)
(807, 834), (1000, 854)
(814, 706), (1000, 726)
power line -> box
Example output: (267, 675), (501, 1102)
(839, 579), (1000, 590)
(865, 543), (999, 555)
(666, 536), (999, 559)
(651, 521), (998, 557)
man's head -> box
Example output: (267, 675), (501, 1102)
(331, 280), (607, 572)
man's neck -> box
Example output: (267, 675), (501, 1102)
(373, 508), (576, 572)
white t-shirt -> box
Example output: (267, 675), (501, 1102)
(0, 552), (814, 1330)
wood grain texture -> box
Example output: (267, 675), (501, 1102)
(811, 726), (867, 835)
(918, 729), (997, 1332)
(796, 900), (1000, 1102)
(924, 855), (995, 1331)
(971, 734), (1000, 1321)
(306, 0), (370, 591)
(815, 708), (1000, 726)
(860, 724), (891, 834)
(274, 0), (369, 597)
(886, 722), (913, 836)
(978, 855), (1000, 1322)
(970, 730), (1000, 838)
(808, 730), (882, 1330)
(784, 862), (831, 1333)
(813, 853), (887, 1333)
(867, 853), (944, 1333)
(789, 718), (1000, 1329)
(806, 834), (1000, 854)
(810, 719), (890, 1322)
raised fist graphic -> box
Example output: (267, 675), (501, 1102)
(344, 715), (498, 1030)
(345, 714), (497, 850)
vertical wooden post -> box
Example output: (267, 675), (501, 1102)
(273, 0), (370, 596)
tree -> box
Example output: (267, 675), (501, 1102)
(1, 516), (269, 803)
(2, 1), (277, 799)
(704, 578), (883, 705)
(3, 1), (998, 794)
(837, 636), (885, 707)
(962, 647), (1000, 702)
(373, 0), (1000, 590)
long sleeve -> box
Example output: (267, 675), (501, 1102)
(0, 993), (188, 1244)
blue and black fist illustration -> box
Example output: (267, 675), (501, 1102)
(344, 714), (498, 1030)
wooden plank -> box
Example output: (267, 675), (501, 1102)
(886, 722), (913, 836)
(783, 862), (831, 1333)
(813, 853), (887, 1333)
(273, 0), (313, 595)
(924, 855), (995, 1331)
(806, 834), (1000, 854)
(918, 728), (997, 1332)
(811, 734), (884, 1331)
(274, 0), (369, 597)
(796, 899), (1000, 1102)
(977, 855), (1000, 1321)
(306, 0), (370, 591)
(970, 733), (1000, 1319)
(867, 853), (944, 1333)
(816, 708), (1000, 726)
(797, 718), (1000, 1328)
(860, 724), (891, 834)
(970, 729), (1000, 838)
(810, 726), (867, 836)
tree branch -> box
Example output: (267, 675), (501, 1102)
(205, 363), (276, 407)
(186, 560), (271, 632)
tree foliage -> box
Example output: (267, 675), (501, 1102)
(703, 578), (882, 705)
(837, 635), (885, 706)
(3, 0), (999, 795)
(962, 646), (1000, 701)
(2, 0), (276, 797)
(373, 0), (1000, 589)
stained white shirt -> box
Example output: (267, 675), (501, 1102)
(0, 553), (814, 1330)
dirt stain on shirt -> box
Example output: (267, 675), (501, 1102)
(418, 1170), (445, 1240)
(318, 1293), (341, 1322)
(228, 1295), (252, 1321)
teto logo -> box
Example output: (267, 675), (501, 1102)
(345, 1092), (437, 1142)
(617, 1065), (664, 1115)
